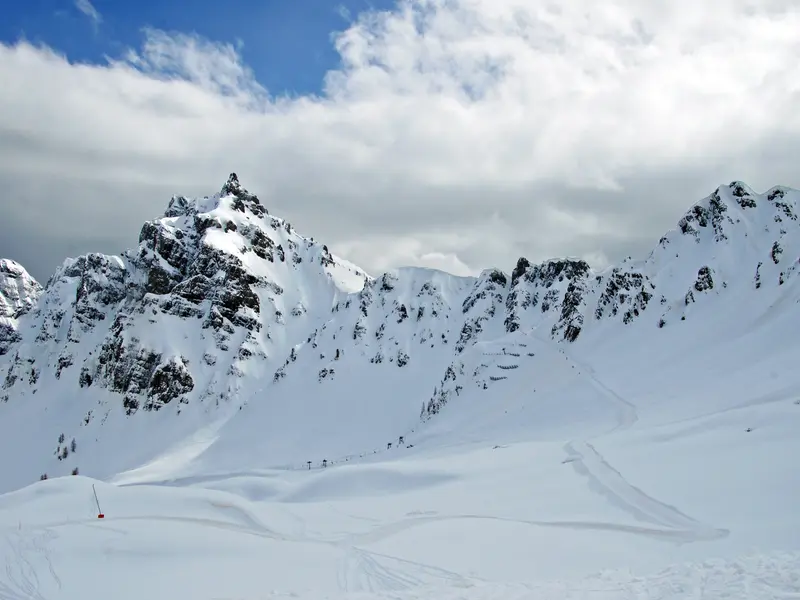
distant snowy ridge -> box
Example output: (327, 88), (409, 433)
(267, 180), (800, 421)
(0, 177), (798, 490)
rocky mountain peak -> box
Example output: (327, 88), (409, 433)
(0, 259), (41, 314)
(0, 264), (40, 323)
(163, 174), (266, 220)
(0, 175), (366, 415)
(220, 172), (264, 212)
(668, 180), (797, 248)
(0, 259), (42, 356)
(222, 172), (242, 196)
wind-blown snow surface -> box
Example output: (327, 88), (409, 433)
(0, 178), (799, 598)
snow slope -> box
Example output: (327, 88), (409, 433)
(0, 178), (799, 598)
(1, 474), (797, 600)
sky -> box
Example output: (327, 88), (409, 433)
(0, 0), (798, 283)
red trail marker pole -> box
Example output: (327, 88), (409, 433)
(93, 484), (104, 519)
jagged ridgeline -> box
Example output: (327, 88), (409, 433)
(1, 178), (798, 423)
(0, 174), (368, 412)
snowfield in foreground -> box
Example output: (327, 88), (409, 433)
(1, 325), (799, 599)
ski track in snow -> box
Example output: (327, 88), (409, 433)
(35, 512), (283, 543)
(333, 511), (717, 549)
(0, 527), (61, 600)
(562, 441), (728, 541)
(557, 346), (728, 543)
(339, 546), (476, 593)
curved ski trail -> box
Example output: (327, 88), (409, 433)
(0, 527), (61, 600)
(559, 347), (728, 542)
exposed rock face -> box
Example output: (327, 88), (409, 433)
(1, 173), (367, 412)
(694, 266), (715, 292)
(504, 258), (591, 338)
(0, 259), (43, 355)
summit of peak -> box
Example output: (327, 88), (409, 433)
(218, 172), (264, 212)
(0, 260), (41, 301)
(163, 174), (266, 218)
(221, 172), (242, 196)
(0, 258), (32, 278)
(723, 181), (756, 200)
(0, 257), (42, 355)
(727, 180), (752, 190)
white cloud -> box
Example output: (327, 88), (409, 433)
(336, 5), (353, 23)
(1, 0), (799, 281)
(74, 0), (102, 28)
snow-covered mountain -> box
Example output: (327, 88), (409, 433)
(0, 258), (43, 356)
(1, 174), (366, 407)
(1, 177), (799, 600)
(0, 177), (798, 492)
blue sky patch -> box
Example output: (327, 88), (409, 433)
(1, 0), (398, 96)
